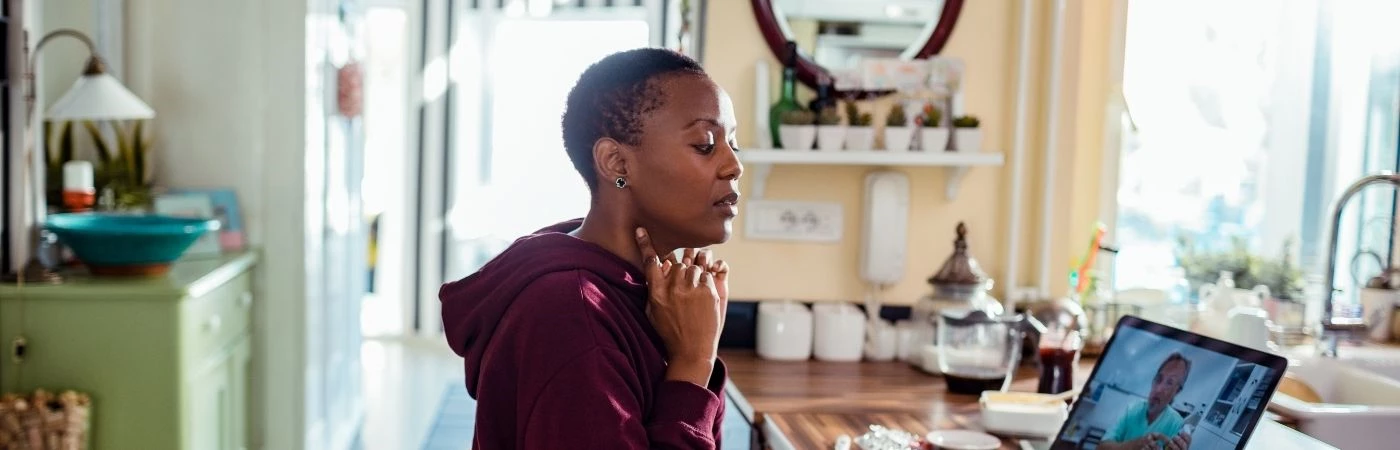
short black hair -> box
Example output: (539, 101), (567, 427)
(561, 48), (707, 191)
(1156, 352), (1192, 390)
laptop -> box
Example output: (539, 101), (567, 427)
(1050, 315), (1288, 450)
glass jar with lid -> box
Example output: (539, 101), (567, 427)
(909, 222), (1003, 367)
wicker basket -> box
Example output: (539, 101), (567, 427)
(0, 390), (90, 450)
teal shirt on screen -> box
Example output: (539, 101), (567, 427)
(1104, 399), (1185, 445)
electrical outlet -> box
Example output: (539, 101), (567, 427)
(744, 200), (843, 242)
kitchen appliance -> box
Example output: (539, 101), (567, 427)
(858, 170), (909, 286)
(937, 309), (1027, 395)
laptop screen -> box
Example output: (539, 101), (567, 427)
(1052, 318), (1284, 450)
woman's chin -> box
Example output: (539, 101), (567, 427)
(708, 221), (734, 245)
(682, 223), (733, 248)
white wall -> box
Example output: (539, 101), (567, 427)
(124, 0), (311, 449)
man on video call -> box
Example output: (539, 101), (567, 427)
(1098, 352), (1194, 450)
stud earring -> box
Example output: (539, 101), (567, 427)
(614, 177), (627, 189)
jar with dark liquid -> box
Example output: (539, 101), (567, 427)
(1037, 330), (1082, 395)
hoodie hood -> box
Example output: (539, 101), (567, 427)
(439, 218), (647, 394)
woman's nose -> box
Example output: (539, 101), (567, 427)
(720, 146), (743, 180)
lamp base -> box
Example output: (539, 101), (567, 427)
(2, 258), (64, 284)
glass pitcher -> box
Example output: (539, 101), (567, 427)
(937, 309), (1028, 395)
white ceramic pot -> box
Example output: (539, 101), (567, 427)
(812, 303), (866, 362)
(816, 125), (847, 151)
(884, 126), (914, 151)
(920, 127), (950, 152)
(863, 319), (897, 362)
(844, 126), (875, 151)
(757, 301), (814, 361)
(954, 128), (982, 153)
(778, 125), (816, 151)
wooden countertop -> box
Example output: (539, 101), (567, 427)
(719, 350), (1081, 449)
(718, 350), (1337, 450)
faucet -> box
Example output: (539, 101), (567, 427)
(1319, 172), (1400, 357)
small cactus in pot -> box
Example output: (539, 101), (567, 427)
(951, 114), (982, 153)
(815, 106), (846, 151)
(777, 108), (816, 150)
(883, 103), (914, 151)
(919, 104), (949, 151)
(843, 101), (874, 150)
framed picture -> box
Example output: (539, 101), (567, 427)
(168, 188), (245, 252)
(153, 192), (222, 257)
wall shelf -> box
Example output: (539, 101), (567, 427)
(738, 149), (1005, 200)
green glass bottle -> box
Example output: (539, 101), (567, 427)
(769, 41), (802, 148)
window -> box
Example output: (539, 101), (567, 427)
(1111, 0), (1400, 316)
(444, 12), (652, 281)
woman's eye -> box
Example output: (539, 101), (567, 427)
(693, 143), (716, 154)
(729, 140), (741, 152)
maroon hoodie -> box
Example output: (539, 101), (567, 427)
(440, 218), (727, 449)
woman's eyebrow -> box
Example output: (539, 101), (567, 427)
(686, 118), (721, 128)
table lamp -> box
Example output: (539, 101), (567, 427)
(4, 28), (154, 283)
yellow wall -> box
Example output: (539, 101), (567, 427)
(705, 0), (1017, 305)
(704, 0), (1118, 305)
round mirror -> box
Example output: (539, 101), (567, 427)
(752, 0), (964, 98)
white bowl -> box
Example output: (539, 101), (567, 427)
(979, 391), (1069, 438)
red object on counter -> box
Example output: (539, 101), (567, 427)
(62, 190), (95, 212)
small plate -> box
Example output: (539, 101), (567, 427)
(925, 430), (1001, 450)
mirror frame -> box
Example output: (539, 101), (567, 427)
(750, 0), (965, 99)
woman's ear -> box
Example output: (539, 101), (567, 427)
(593, 137), (629, 182)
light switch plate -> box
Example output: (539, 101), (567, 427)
(744, 200), (843, 242)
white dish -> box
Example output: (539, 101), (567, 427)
(924, 430), (1000, 450)
(978, 391), (1068, 438)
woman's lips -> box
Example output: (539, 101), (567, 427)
(714, 192), (739, 217)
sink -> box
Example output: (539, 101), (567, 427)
(1268, 354), (1400, 450)
(1327, 346), (1400, 380)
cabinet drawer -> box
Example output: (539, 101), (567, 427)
(182, 272), (253, 363)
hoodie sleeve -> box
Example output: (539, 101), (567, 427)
(522, 347), (725, 450)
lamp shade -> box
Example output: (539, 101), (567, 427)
(46, 73), (155, 120)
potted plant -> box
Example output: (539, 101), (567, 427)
(918, 103), (947, 152)
(1175, 235), (1305, 301)
(86, 120), (155, 210)
(815, 105), (845, 151)
(843, 101), (874, 151)
(883, 103), (913, 151)
(778, 108), (816, 151)
(952, 115), (981, 153)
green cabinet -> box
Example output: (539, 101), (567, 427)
(0, 252), (258, 450)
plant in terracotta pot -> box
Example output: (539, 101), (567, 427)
(883, 102), (913, 151)
(952, 115), (981, 153)
(918, 103), (948, 152)
(815, 105), (845, 151)
(842, 101), (874, 151)
(777, 108), (816, 151)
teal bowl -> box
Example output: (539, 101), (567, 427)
(45, 213), (221, 276)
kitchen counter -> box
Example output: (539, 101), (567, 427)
(718, 350), (1336, 450)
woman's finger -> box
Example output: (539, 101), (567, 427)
(635, 228), (661, 268)
(709, 259), (728, 276)
(694, 249), (712, 269)
(685, 264), (704, 287)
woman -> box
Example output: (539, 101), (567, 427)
(439, 48), (743, 449)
